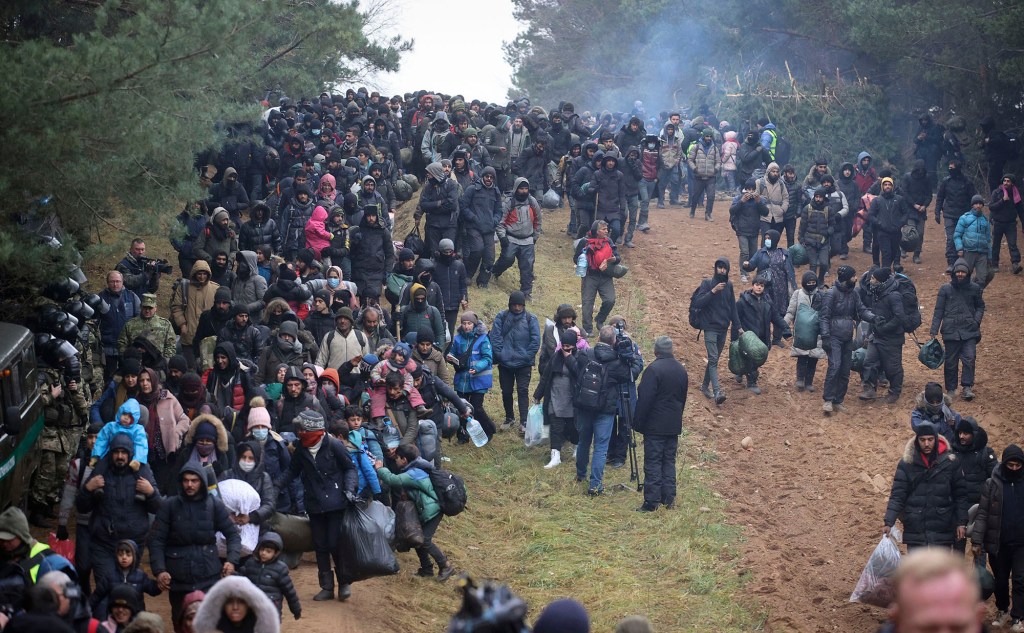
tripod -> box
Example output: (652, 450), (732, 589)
(617, 381), (643, 493)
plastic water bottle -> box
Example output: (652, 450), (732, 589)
(465, 416), (489, 447)
(382, 417), (401, 449)
(575, 252), (588, 277)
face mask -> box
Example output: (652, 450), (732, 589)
(298, 430), (325, 448)
(328, 278), (340, 288)
(803, 284), (816, 293)
(238, 460), (256, 473)
(764, 239), (772, 249)
(515, 191), (528, 201)
(647, 143), (656, 150)
(251, 428), (269, 441)
(237, 263), (250, 278)
(321, 383), (337, 397)
(197, 443), (215, 457)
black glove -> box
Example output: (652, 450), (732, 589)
(56, 525), (69, 541)
(499, 237), (510, 250)
(935, 213), (941, 225)
(344, 490), (359, 504)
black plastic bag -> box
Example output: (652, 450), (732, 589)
(404, 225), (426, 257)
(394, 499), (424, 551)
(918, 338), (944, 370)
(338, 500), (399, 582)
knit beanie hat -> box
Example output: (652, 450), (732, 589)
(924, 382), (944, 404)
(872, 267), (891, 282)
(533, 599), (590, 633)
(297, 410), (325, 432)
(560, 329), (578, 345)
(247, 396), (271, 430)
(278, 263), (297, 281)
(653, 336), (673, 356)
(168, 355), (188, 374)
(460, 311), (478, 324)
(195, 421), (218, 442)
(399, 247), (416, 262)
(837, 265), (856, 283)
(120, 356), (143, 377)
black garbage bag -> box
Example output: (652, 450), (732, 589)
(338, 500), (399, 582)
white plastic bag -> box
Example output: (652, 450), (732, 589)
(215, 478), (261, 557)
(850, 528), (902, 607)
(524, 403), (545, 447)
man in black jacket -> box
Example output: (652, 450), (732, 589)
(868, 177), (909, 270)
(690, 257), (740, 405)
(860, 268), (907, 404)
(936, 159), (977, 267)
(150, 462), (240, 623)
(634, 336), (688, 512)
(415, 162), (460, 257)
(950, 416), (996, 553)
(883, 421), (968, 550)
(929, 258), (984, 401)
(460, 166), (503, 287)
(900, 160), (933, 264)
(736, 274), (790, 395)
(274, 410), (357, 603)
(820, 265), (875, 414)
(78, 434), (161, 593)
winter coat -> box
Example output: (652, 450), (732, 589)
(279, 196), (315, 254)
(88, 538), (160, 615)
(819, 283), (874, 342)
(854, 153), (878, 194)
(737, 289), (789, 345)
(953, 210), (991, 255)
(614, 119), (646, 151)
(349, 214), (395, 294)
(170, 260), (221, 346)
(971, 464), (1024, 556)
(304, 205), (333, 259)
(172, 208), (209, 261)
(755, 173), (789, 223)
(989, 186), (1024, 224)
(868, 276), (907, 342)
(730, 195), (769, 237)
(567, 343), (633, 416)
(230, 251), (268, 319)
(621, 149), (643, 197)
(218, 444), (277, 526)
(691, 268), (741, 337)
(376, 457), (441, 523)
(573, 165), (598, 211)
(799, 201), (833, 247)
(452, 322), (493, 393)
(497, 188), (541, 244)
(418, 175), (460, 229)
(785, 288), (826, 358)
(633, 356), (688, 436)
(782, 177), (804, 220)
(150, 463), (241, 591)
(930, 263), (984, 341)
(239, 533), (301, 618)
(910, 391), (961, 443)
(316, 327), (371, 371)
(515, 147), (551, 192)
(590, 166), (627, 222)
(489, 309), (540, 369)
(78, 435), (162, 547)
(276, 435), (357, 515)
(434, 257), (468, 312)
(899, 161), (934, 211)
(746, 246), (796, 314)
(194, 210), (239, 264)
(533, 346), (577, 420)
(687, 140), (721, 178)
(868, 193), (909, 235)
(239, 205), (280, 254)
(736, 140), (766, 179)
(400, 303), (445, 345)
(936, 174), (977, 220)
(884, 435), (968, 547)
(192, 575), (280, 633)
(460, 180), (503, 234)
(97, 288), (141, 353)
(950, 418), (998, 506)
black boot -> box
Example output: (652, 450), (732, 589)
(28, 501), (53, 529)
(337, 582), (352, 601)
(313, 571), (334, 601)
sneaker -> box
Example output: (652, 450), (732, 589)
(608, 461), (626, 469)
(805, 384), (816, 393)
(859, 386), (877, 401)
(656, 203), (666, 209)
(437, 564), (457, 582)
(500, 419), (515, 432)
(882, 393), (900, 405)
(833, 403), (849, 413)
(913, 255), (922, 264)
(638, 223), (651, 232)
(993, 611), (1011, 627)
(735, 373), (744, 384)
(519, 423), (527, 435)
(700, 385), (714, 400)
(795, 380), (805, 391)
(822, 401), (833, 414)
(1014, 264), (1023, 275)
(714, 392), (727, 405)
(705, 214), (714, 222)
(587, 486), (604, 497)
(946, 389), (957, 400)
(748, 384), (762, 395)
(961, 386), (975, 401)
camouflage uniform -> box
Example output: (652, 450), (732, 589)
(117, 314), (176, 360)
(30, 369), (89, 508)
(78, 322), (103, 401)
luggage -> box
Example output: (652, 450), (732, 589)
(428, 468), (468, 517)
(403, 225), (427, 257)
(541, 189), (560, 209)
(268, 512), (313, 553)
(402, 173), (420, 192)
(394, 179), (413, 202)
(394, 499), (424, 551)
(728, 340), (753, 375)
(417, 419), (439, 463)
(851, 347), (867, 372)
(900, 224), (921, 252)
(788, 243), (808, 266)
(738, 331), (769, 367)
(794, 303), (820, 351)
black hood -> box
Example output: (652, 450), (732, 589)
(714, 256), (730, 274)
(953, 416), (988, 452)
(911, 159), (927, 177)
(213, 341), (240, 373)
(178, 461), (209, 500)
(116, 539), (142, 572)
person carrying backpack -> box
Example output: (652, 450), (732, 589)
(689, 257), (741, 405)
(784, 271), (826, 392)
(570, 326), (635, 496)
(860, 268), (908, 404)
(374, 444), (457, 581)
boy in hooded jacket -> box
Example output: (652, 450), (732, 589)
(91, 399), (148, 471)
(88, 538), (161, 618)
(239, 531), (302, 619)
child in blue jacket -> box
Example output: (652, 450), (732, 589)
(90, 399), (148, 470)
(330, 419), (381, 498)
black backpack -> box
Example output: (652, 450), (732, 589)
(574, 355), (609, 411)
(428, 467), (467, 516)
(768, 129), (792, 166)
(688, 283), (706, 330)
(893, 273), (922, 332)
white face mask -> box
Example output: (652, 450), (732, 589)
(238, 460), (256, 473)
(764, 239), (772, 249)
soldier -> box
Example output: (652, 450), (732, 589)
(117, 294), (176, 362)
(29, 366), (89, 528)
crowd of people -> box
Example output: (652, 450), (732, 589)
(5, 86), (1022, 632)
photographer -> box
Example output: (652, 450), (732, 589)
(605, 315), (644, 470)
(116, 239), (166, 297)
(572, 325), (634, 496)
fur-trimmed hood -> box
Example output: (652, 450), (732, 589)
(913, 389), (953, 411)
(901, 434), (953, 464)
(192, 576), (280, 633)
(184, 413), (230, 453)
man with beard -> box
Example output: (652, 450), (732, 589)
(572, 151), (603, 239)
(687, 128), (722, 221)
(867, 178), (909, 270)
(755, 162), (790, 241)
(883, 421), (967, 550)
(929, 258), (984, 401)
(194, 209), (238, 266)
(690, 257), (740, 406)
(819, 265), (875, 414)
(460, 166), (503, 288)
(415, 162), (460, 256)
(735, 130), (767, 193)
(170, 260), (220, 369)
(949, 416), (997, 553)
(590, 154), (628, 243)
(860, 268), (907, 404)
(433, 239), (469, 338)
(835, 162), (860, 260)
(229, 250), (266, 322)
(207, 250), (234, 288)
(515, 134), (552, 200)
(117, 293), (176, 362)
(78, 434), (161, 591)
(238, 202), (279, 255)
(490, 291), (540, 432)
(191, 287), (233, 361)
(989, 174), (1024, 275)
(349, 205), (394, 303)
(216, 304), (264, 365)
(900, 160), (933, 264)
(493, 178), (541, 301)
(546, 112), (571, 159)
(355, 175), (390, 231)
(316, 306), (370, 372)
(207, 167), (249, 229)
(400, 284), (446, 345)
(936, 159), (977, 267)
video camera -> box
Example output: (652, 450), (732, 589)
(140, 256), (173, 275)
(613, 322), (633, 359)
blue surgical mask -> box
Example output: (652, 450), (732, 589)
(328, 278), (340, 288)
(251, 428), (268, 441)
(764, 239), (772, 249)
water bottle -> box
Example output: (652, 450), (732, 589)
(382, 417), (401, 449)
(465, 416), (489, 447)
(575, 251), (588, 278)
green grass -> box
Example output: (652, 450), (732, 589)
(380, 199), (764, 631)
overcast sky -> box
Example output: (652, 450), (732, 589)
(363, 0), (522, 103)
